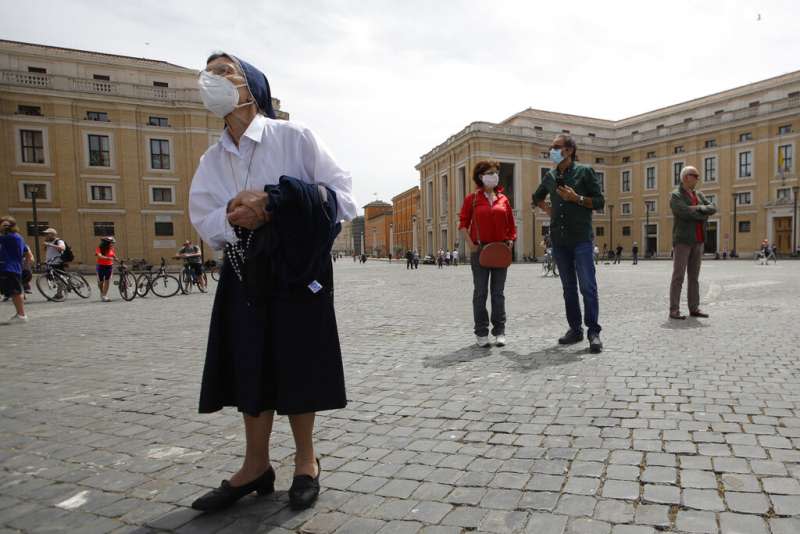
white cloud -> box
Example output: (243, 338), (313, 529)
(2, 0), (799, 212)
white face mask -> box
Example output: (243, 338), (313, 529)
(481, 172), (499, 188)
(198, 71), (250, 118)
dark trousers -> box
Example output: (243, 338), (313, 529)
(552, 241), (601, 337)
(406, 259), (412, 269)
(632, 252), (639, 265)
(470, 252), (508, 337)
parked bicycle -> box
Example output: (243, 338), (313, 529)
(36, 259), (91, 302)
(135, 258), (181, 298)
(204, 259), (221, 282)
(542, 250), (559, 277)
(113, 259), (137, 301)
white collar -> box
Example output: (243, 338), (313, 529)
(220, 114), (268, 154)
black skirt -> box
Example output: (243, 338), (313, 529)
(198, 260), (347, 417)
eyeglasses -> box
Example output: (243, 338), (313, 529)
(206, 63), (239, 77)
(686, 173), (699, 178)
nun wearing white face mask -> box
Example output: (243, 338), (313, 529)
(458, 160), (517, 348)
(188, 52), (356, 513)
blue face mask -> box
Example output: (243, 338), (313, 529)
(549, 148), (564, 165)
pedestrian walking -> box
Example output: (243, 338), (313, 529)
(405, 249), (413, 269)
(188, 51), (356, 512)
(412, 249), (419, 269)
(459, 160), (516, 347)
(669, 166), (716, 320)
(451, 249), (459, 266)
(632, 242), (639, 265)
(95, 236), (116, 302)
(0, 217), (29, 324)
(532, 134), (604, 353)
(613, 245), (623, 264)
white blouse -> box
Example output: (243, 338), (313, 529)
(189, 115), (357, 250)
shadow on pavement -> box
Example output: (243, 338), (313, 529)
(424, 343), (584, 372)
(659, 318), (712, 330)
(423, 344), (492, 368)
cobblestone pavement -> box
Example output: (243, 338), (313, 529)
(1, 259), (800, 534)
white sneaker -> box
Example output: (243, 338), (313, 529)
(476, 336), (490, 347)
(5, 314), (28, 325)
(494, 334), (506, 347)
(101, 296), (111, 302)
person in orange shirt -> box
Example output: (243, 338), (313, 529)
(95, 236), (116, 302)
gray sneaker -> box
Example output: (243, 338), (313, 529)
(589, 334), (603, 353)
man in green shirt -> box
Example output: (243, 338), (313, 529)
(532, 134), (605, 353)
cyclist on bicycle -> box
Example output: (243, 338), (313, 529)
(177, 240), (205, 290)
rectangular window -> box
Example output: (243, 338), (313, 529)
(738, 151), (752, 177)
(738, 221), (751, 233)
(93, 222), (115, 236)
(778, 125), (792, 135)
(86, 111), (109, 121)
(595, 226), (604, 237)
(88, 134), (111, 167)
(23, 183), (47, 200)
(621, 203), (631, 215)
(646, 151), (656, 159)
(645, 200), (656, 213)
(150, 139), (171, 169)
(705, 194), (716, 206)
(621, 171), (631, 192)
(622, 226), (631, 236)
(596, 172), (604, 193)
(440, 174), (448, 215)
(93, 74), (110, 81)
(153, 81), (169, 87)
(26, 221), (49, 236)
(154, 221), (174, 236)
(28, 66), (46, 74)
(17, 105), (42, 116)
(777, 188), (791, 201)
(152, 187), (173, 203)
(426, 181), (433, 218)
(595, 157), (605, 164)
(704, 139), (717, 148)
(704, 157), (717, 182)
(645, 167), (656, 190)
(622, 156), (631, 163)
(739, 132), (752, 142)
(735, 191), (752, 205)
(20, 130), (45, 163)
(148, 116), (169, 127)
(673, 146), (684, 154)
(673, 162), (684, 186)
(90, 185), (113, 201)
(778, 144), (793, 172)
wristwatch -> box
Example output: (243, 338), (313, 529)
(578, 195), (584, 206)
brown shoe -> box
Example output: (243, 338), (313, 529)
(669, 312), (686, 320)
(690, 310), (709, 318)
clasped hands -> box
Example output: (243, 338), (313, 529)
(556, 185), (580, 203)
(227, 190), (271, 230)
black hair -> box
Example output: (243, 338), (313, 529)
(555, 134), (579, 162)
(99, 239), (112, 255)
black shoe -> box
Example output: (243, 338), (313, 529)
(191, 467), (275, 512)
(289, 458), (321, 510)
(558, 330), (584, 345)
(589, 334), (603, 353)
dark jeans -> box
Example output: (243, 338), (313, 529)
(470, 251), (508, 337)
(552, 241), (601, 337)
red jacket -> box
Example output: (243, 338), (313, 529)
(458, 190), (517, 244)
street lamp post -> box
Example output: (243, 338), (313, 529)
(731, 192), (738, 258)
(793, 186), (799, 256)
(609, 204), (614, 254)
(30, 185), (41, 266)
(531, 206), (536, 261)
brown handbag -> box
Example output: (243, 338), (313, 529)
(471, 192), (513, 269)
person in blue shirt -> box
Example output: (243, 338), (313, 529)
(0, 216), (29, 324)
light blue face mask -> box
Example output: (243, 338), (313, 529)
(549, 148), (564, 165)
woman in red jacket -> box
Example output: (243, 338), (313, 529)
(458, 160), (517, 347)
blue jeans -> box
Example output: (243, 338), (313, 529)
(552, 241), (601, 336)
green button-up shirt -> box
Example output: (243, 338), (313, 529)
(532, 162), (605, 247)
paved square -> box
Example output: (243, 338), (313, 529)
(1, 259), (799, 533)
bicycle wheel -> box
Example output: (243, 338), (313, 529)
(36, 273), (66, 302)
(135, 274), (151, 298)
(150, 274), (181, 298)
(118, 272), (137, 301)
(211, 266), (220, 281)
(68, 272), (91, 298)
(180, 270), (194, 294)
